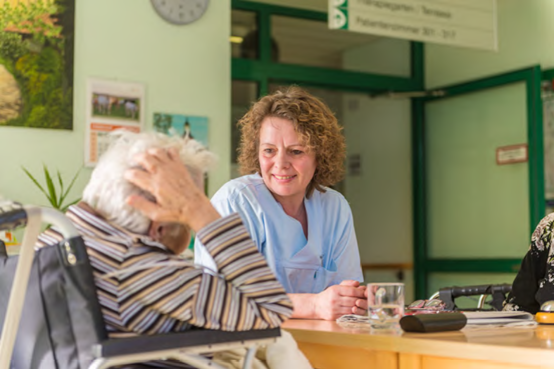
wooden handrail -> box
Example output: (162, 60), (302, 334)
(361, 263), (413, 271)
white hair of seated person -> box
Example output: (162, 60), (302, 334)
(82, 130), (217, 234)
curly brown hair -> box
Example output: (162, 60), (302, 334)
(237, 86), (346, 198)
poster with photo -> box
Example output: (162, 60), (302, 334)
(85, 79), (145, 166)
(153, 112), (209, 148)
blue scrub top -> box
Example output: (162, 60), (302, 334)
(194, 174), (363, 294)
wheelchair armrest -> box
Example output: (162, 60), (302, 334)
(93, 327), (281, 358)
(438, 283), (513, 311)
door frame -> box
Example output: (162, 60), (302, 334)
(231, 0), (424, 95)
(412, 66), (545, 298)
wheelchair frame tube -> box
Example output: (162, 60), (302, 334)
(0, 207), (79, 369)
(89, 343), (263, 369)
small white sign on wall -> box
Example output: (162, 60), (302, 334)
(329, 0), (497, 51)
(496, 144), (527, 165)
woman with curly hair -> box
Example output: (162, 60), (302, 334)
(195, 86), (365, 320)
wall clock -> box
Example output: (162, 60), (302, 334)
(151, 0), (209, 25)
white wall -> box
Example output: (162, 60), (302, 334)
(342, 37), (411, 77)
(342, 95), (413, 301)
(0, 0), (231, 206)
(340, 35), (413, 299)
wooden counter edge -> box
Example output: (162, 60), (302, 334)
(283, 321), (554, 368)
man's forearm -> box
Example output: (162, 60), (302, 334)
(187, 199), (221, 232)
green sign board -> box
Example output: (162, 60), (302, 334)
(328, 0), (497, 51)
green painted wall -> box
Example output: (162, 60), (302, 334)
(0, 0), (231, 206)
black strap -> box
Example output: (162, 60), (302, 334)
(0, 240), (6, 258)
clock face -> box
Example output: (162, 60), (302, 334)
(151, 0), (209, 25)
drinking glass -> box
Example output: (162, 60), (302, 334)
(367, 282), (404, 330)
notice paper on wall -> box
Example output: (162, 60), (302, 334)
(495, 144), (527, 166)
(329, 0), (498, 51)
(85, 78), (145, 166)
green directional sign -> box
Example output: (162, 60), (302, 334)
(329, 7), (348, 30)
(328, 0), (497, 51)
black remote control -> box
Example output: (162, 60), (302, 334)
(400, 312), (467, 333)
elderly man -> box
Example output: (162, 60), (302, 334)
(36, 131), (294, 367)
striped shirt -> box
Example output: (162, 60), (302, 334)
(37, 203), (293, 366)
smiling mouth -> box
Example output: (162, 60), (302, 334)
(273, 175), (295, 180)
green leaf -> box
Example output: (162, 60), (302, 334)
(42, 164), (59, 208)
(23, 165), (81, 211)
(59, 167), (81, 207)
(61, 197), (80, 213)
(57, 170), (65, 200)
(22, 166), (49, 199)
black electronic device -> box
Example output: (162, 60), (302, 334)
(400, 312), (467, 333)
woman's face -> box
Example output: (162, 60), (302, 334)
(258, 116), (316, 206)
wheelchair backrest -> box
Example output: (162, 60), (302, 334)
(0, 233), (108, 368)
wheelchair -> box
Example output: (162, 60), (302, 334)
(429, 283), (512, 311)
(0, 203), (280, 369)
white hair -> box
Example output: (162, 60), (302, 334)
(83, 130), (217, 234)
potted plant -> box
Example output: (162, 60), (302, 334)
(22, 165), (81, 212)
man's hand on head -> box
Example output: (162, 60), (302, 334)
(124, 147), (220, 232)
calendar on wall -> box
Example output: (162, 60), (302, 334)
(85, 79), (145, 166)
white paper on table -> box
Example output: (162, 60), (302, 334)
(462, 311), (534, 324)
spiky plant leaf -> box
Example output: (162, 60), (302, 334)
(22, 166), (49, 199)
(57, 170), (65, 201)
(42, 165), (58, 208)
(61, 198), (80, 213)
(59, 168), (81, 207)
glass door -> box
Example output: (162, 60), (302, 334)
(413, 66), (544, 303)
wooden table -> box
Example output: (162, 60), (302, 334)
(282, 319), (554, 369)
